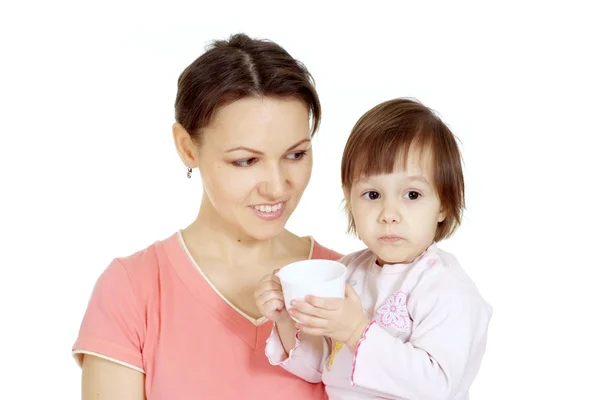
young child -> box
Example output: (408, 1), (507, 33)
(255, 98), (492, 399)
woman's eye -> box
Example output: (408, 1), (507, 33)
(361, 191), (380, 200)
(285, 151), (307, 160)
(233, 158), (258, 167)
(404, 191), (421, 200)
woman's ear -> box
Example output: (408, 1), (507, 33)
(172, 122), (198, 168)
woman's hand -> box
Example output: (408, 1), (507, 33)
(254, 270), (291, 324)
(289, 284), (370, 350)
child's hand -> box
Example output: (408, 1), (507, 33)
(289, 284), (370, 349)
(254, 270), (290, 323)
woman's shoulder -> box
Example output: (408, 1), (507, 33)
(310, 238), (374, 266)
(310, 237), (344, 260)
(72, 233), (180, 371)
(98, 232), (181, 299)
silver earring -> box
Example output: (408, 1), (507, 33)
(186, 167), (192, 179)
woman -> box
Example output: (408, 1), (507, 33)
(72, 33), (342, 399)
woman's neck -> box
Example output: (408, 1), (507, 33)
(182, 200), (297, 267)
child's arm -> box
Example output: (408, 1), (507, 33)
(275, 317), (300, 354)
(347, 275), (492, 399)
(265, 318), (330, 383)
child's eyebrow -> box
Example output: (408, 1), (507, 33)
(405, 175), (431, 186)
(354, 174), (432, 187)
(354, 176), (373, 185)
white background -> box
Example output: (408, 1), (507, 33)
(1, 1), (599, 399)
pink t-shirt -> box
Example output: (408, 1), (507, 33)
(72, 231), (342, 399)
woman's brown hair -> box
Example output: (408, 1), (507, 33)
(174, 33), (321, 144)
(341, 98), (465, 242)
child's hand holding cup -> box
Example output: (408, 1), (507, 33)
(254, 270), (290, 323)
(275, 259), (347, 323)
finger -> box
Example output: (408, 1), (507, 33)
(289, 309), (328, 328)
(254, 283), (281, 300)
(263, 280), (282, 291)
(295, 324), (327, 337)
(259, 273), (280, 284)
(345, 283), (360, 299)
(304, 295), (344, 311)
(290, 300), (328, 318)
(271, 274), (282, 286)
(255, 278), (282, 293)
(263, 298), (285, 313)
(257, 289), (284, 305)
(271, 275), (283, 287)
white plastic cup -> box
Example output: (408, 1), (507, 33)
(276, 259), (347, 319)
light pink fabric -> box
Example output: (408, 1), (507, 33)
(265, 244), (493, 399)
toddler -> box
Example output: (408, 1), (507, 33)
(255, 98), (492, 400)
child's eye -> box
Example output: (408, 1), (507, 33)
(232, 158), (258, 167)
(362, 191), (380, 200)
(404, 191), (421, 200)
(285, 151), (307, 160)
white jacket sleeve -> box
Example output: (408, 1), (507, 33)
(350, 275), (492, 400)
(265, 323), (331, 383)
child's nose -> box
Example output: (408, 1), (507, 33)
(380, 214), (400, 224)
(379, 205), (401, 224)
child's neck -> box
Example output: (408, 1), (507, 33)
(374, 242), (434, 266)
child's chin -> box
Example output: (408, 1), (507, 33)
(377, 245), (422, 264)
(375, 252), (407, 266)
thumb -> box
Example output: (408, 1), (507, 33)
(345, 283), (359, 299)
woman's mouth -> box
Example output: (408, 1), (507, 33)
(250, 202), (285, 220)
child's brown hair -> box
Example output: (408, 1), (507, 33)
(341, 98), (465, 242)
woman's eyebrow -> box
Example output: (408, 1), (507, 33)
(225, 146), (263, 155)
(225, 138), (311, 154)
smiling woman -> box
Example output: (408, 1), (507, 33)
(72, 33), (342, 400)
(174, 96), (314, 240)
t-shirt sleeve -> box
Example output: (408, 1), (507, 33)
(72, 258), (146, 373)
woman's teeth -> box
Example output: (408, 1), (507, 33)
(252, 203), (283, 213)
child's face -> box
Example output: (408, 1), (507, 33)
(349, 149), (446, 265)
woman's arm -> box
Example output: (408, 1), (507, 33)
(81, 355), (144, 400)
(74, 259), (147, 398)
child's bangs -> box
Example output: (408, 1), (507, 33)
(346, 128), (433, 185)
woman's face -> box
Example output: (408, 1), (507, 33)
(180, 96), (313, 241)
